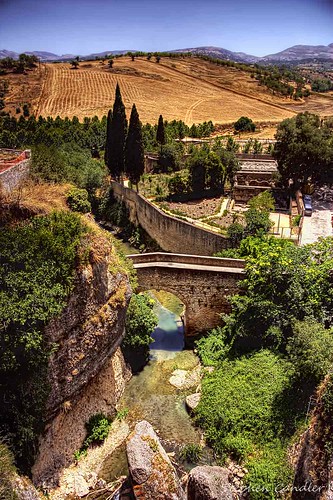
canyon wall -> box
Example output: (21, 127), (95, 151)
(32, 229), (132, 488)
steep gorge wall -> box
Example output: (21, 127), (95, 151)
(111, 181), (229, 256)
(32, 231), (132, 488)
(292, 376), (333, 499)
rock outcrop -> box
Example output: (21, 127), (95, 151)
(32, 227), (132, 488)
(169, 365), (202, 390)
(187, 465), (234, 500)
(185, 393), (201, 413)
(292, 375), (333, 500)
(126, 420), (186, 499)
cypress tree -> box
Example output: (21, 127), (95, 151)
(107, 83), (127, 180)
(156, 114), (166, 152)
(125, 104), (145, 190)
(104, 108), (112, 166)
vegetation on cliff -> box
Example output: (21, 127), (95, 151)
(0, 211), (88, 472)
(197, 235), (333, 498)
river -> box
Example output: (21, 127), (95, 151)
(99, 292), (210, 482)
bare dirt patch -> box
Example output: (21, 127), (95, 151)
(160, 197), (223, 219)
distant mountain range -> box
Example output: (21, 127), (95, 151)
(1, 42), (333, 64)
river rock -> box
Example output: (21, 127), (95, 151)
(169, 365), (201, 390)
(126, 420), (186, 499)
(185, 393), (201, 412)
(187, 465), (234, 500)
(10, 475), (43, 500)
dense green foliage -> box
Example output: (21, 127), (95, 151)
(199, 234), (333, 497)
(311, 78), (333, 92)
(0, 114), (107, 150)
(66, 187), (92, 213)
(0, 440), (17, 500)
(0, 53), (38, 74)
(0, 212), (87, 471)
(286, 320), (333, 383)
(180, 443), (202, 463)
(123, 293), (158, 349)
(196, 327), (231, 366)
(195, 351), (293, 496)
(30, 143), (106, 197)
(234, 116), (256, 132)
(274, 112), (333, 188)
(83, 413), (112, 448)
(125, 104), (145, 187)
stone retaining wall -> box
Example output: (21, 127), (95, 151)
(0, 158), (30, 192)
(111, 181), (229, 256)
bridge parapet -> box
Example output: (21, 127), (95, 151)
(128, 252), (245, 269)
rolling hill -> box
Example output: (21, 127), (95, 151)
(1, 42), (333, 63)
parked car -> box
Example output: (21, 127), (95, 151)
(303, 195), (313, 216)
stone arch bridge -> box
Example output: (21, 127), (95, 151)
(128, 253), (245, 336)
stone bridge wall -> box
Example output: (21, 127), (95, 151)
(111, 181), (229, 256)
(129, 252), (245, 269)
(134, 264), (244, 336)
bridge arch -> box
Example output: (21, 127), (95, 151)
(128, 253), (245, 336)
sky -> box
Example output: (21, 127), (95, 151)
(0, 0), (332, 57)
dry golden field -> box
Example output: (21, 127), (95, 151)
(3, 56), (333, 127)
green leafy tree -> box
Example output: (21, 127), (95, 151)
(188, 149), (207, 194)
(125, 104), (145, 190)
(123, 293), (158, 349)
(234, 116), (256, 132)
(206, 151), (224, 191)
(248, 191), (275, 212)
(274, 112), (333, 188)
(107, 84), (128, 180)
(287, 320), (333, 383)
(244, 208), (273, 237)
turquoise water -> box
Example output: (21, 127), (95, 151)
(150, 298), (185, 361)
(99, 297), (203, 483)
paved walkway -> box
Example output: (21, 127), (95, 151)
(300, 200), (333, 245)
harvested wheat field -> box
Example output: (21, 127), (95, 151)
(4, 57), (331, 125)
(32, 58), (299, 124)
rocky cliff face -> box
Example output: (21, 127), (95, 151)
(32, 226), (132, 488)
(292, 375), (333, 500)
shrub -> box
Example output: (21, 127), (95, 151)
(195, 351), (292, 456)
(67, 187), (91, 213)
(123, 293), (158, 349)
(196, 327), (231, 366)
(0, 440), (17, 500)
(286, 319), (333, 382)
(234, 116), (256, 132)
(0, 212), (87, 472)
(227, 222), (244, 247)
(244, 208), (273, 237)
(83, 413), (112, 448)
(180, 443), (202, 463)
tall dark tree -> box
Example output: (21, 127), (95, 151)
(125, 104), (145, 190)
(156, 114), (166, 152)
(106, 83), (128, 180)
(104, 108), (113, 166)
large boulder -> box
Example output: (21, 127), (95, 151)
(187, 465), (234, 500)
(126, 420), (186, 499)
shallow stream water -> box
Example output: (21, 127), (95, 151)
(99, 294), (209, 482)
